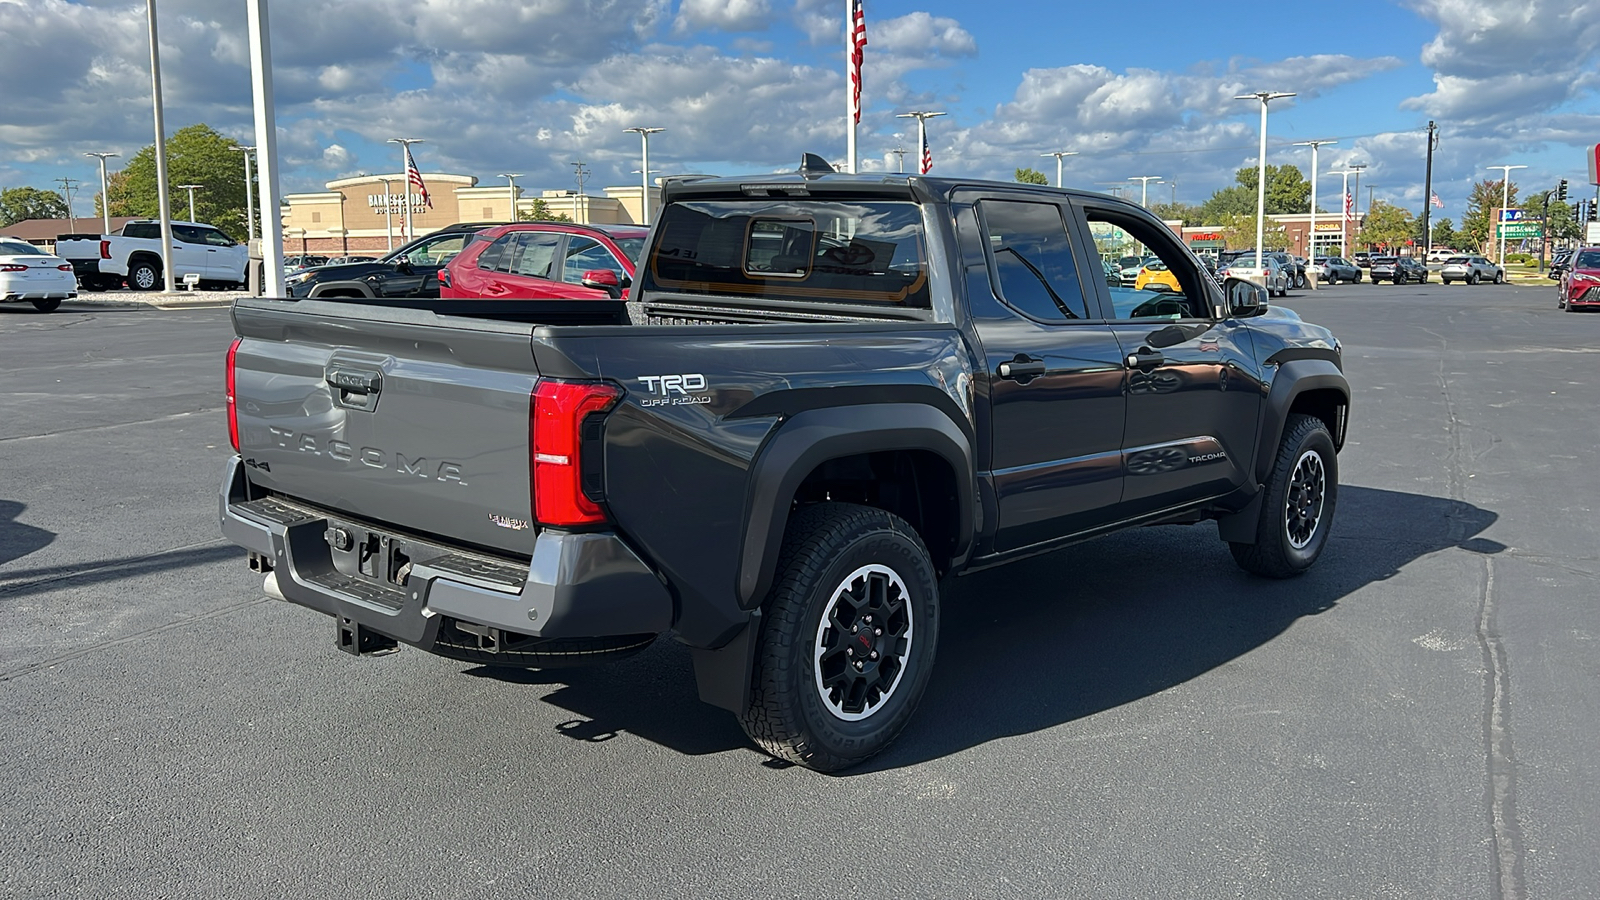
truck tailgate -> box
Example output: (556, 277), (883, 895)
(232, 299), (541, 556)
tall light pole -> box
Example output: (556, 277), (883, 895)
(177, 184), (202, 222)
(247, 0), (285, 296)
(1235, 90), (1296, 267)
(1293, 140), (1336, 259)
(377, 176), (396, 251)
(623, 127), (664, 224)
(499, 173), (522, 221)
(146, 0), (176, 291)
(230, 146), (256, 242)
(1347, 162), (1366, 231)
(1487, 164), (1528, 265)
(895, 111), (946, 174)
(386, 138), (424, 241)
(1041, 151), (1078, 188)
(1128, 175), (1163, 207)
(85, 152), (118, 234)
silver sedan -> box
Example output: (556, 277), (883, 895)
(1440, 255), (1505, 285)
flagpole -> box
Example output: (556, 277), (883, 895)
(388, 137), (424, 242)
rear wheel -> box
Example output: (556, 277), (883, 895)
(1442, 278), (1452, 285)
(30, 298), (61, 312)
(129, 260), (161, 291)
(1468, 272), (1480, 285)
(1229, 414), (1338, 578)
(739, 503), (939, 773)
(1494, 270), (1505, 284)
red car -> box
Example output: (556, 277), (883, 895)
(1559, 246), (1600, 312)
(440, 222), (646, 300)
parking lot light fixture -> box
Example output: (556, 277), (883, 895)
(85, 152), (119, 234)
(1487, 164), (1527, 265)
(377, 176), (397, 251)
(1128, 175), (1163, 208)
(230, 146), (255, 241)
(499, 174), (522, 221)
(146, 0), (176, 291)
(1041, 151), (1078, 187)
(623, 127), (664, 224)
(895, 111), (946, 174)
(177, 184), (202, 223)
(1235, 91), (1296, 268)
(247, 0), (285, 296)
(1293, 140), (1336, 259)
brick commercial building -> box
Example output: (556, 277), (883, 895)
(278, 173), (660, 254)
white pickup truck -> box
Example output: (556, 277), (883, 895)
(56, 220), (248, 291)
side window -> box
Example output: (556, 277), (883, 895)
(172, 225), (205, 244)
(1084, 209), (1208, 321)
(976, 199), (1089, 321)
(202, 229), (235, 247)
(413, 234), (468, 266)
(476, 234), (512, 272)
(124, 223), (158, 239)
(509, 233), (559, 278)
(562, 237), (625, 282)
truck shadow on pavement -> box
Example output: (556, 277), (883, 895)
(466, 485), (1501, 772)
(0, 500), (55, 567)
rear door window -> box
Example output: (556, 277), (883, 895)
(976, 199), (1090, 321)
(562, 237), (626, 282)
(508, 233), (559, 278)
(642, 199), (929, 308)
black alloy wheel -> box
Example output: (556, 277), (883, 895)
(1229, 413), (1338, 578)
(740, 503), (939, 773)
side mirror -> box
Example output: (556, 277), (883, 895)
(581, 268), (623, 299)
(1225, 277), (1269, 317)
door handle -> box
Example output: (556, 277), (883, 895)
(1125, 348), (1164, 369)
(997, 358), (1047, 380)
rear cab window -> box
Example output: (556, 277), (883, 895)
(639, 199), (930, 310)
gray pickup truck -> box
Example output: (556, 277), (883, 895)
(221, 158), (1350, 772)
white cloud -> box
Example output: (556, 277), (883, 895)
(676, 0), (772, 33)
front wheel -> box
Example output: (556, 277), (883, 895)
(1468, 272), (1480, 285)
(1494, 270), (1505, 284)
(1229, 414), (1338, 578)
(739, 503), (939, 773)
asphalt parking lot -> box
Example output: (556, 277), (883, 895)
(2, 280), (1595, 899)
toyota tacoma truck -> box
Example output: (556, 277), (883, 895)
(220, 158), (1349, 772)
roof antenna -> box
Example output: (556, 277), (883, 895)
(799, 153), (836, 177)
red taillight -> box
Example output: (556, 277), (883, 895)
(531, 380), (621, 527)
(0, 265), (24, 272)
(226, 338), (241, 452)
(57, 264), (73, 271)
(100, 240), (111, 260)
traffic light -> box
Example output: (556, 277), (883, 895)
(1590, 200), (1598, 223)
(1576, 200), (1586, 222)
(1558, 179), (1569, 203)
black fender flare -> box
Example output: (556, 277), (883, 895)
(307, 280), (377, 299)
(736, 403), (975, 610)
(1254, 355), (1350, 484)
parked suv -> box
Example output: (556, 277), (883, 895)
(441, 223), (646, 300)
(1439, 255), (1504, 285)
(281, 222), (508, 300)
(1396, 257), (1430, 284)
(1315, 256), (1361, 284)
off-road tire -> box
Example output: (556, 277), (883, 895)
(129, 260), (161, 291)
(739, 503), (939, 773)
(430, 620), (656, 668)
(1229, 413), (1338, 578)
(30, 298), (62, 312)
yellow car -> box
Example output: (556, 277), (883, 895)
(1133, 261), (1181, 292)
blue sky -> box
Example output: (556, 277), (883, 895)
(3, 0), (1598, 224)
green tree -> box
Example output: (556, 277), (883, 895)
(0, 186), (70, 226)
(108, 124), (251, 239)
(1459, 178), (1520, 255)
(1358, 201), (1415, 251)
(518, 198), (571, 223)
(1543, 199), (1583, 243)
(1217, 212), (1285, 251)
(1430, 217), (1457, 249)
(1201, 165), (1310, 221)
(1014, 167), (1049, 185)
(1149, 201), (1204, 226)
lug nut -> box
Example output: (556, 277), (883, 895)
(870, 651), (878, 660)
(851, 625), (858, 633)
(846, 647), (854, 657)
(874, 628), (882, 636)
(854, 661), (864, 671)
(864, 615), (872, 623)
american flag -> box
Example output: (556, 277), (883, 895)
(1343, 190), (1353, 218)
(848, 0), (867, 124)
(1430, 192), (1444, 209)
(919, 127), (932, 175)
(403, 144), (432, 209)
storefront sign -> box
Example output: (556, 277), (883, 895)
(368, 193), (427, 213)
